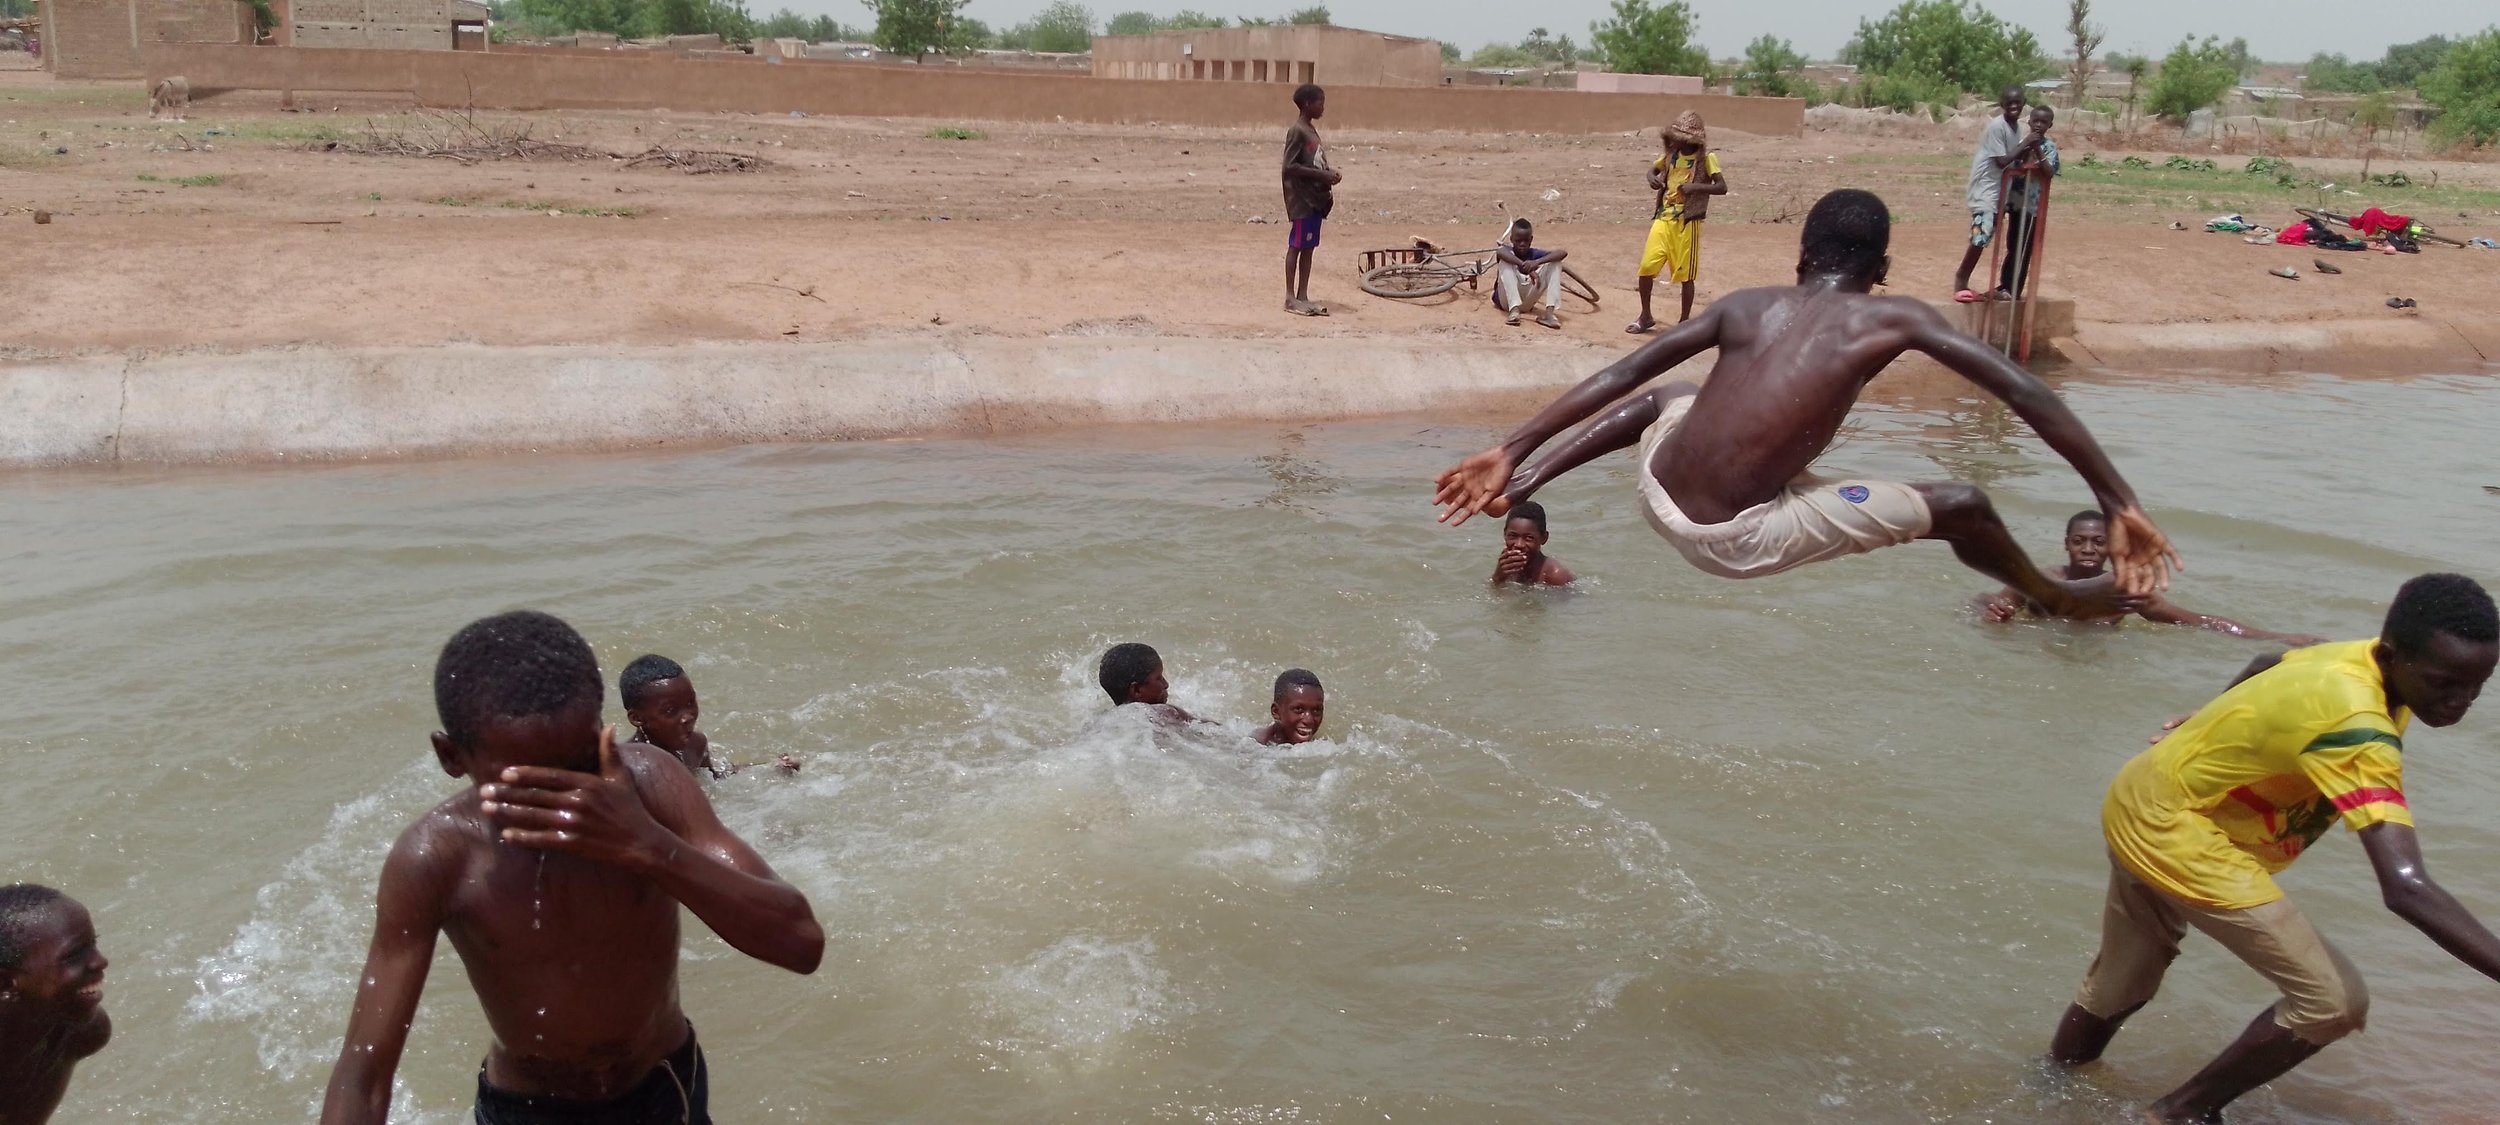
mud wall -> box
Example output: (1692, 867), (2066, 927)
(142, 43), (1804, 135)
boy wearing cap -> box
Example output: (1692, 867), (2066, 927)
(1631, 111), (1727, 333)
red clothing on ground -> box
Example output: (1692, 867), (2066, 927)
(2350, 207), (2413, 236)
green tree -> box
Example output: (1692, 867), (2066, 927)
(2302, 52), (2381, 93)
(863, 0), (970, 59)
(1104, 9), (1158, 35)
(1734, 34), (1806, 97)
(1839, 0), (2049, 99)
(1588, 0), (1706, 77)
(1285, 4), (1328, 23)
(1439, 40), (1460, 62)
(2350, 90), (2395, 140)
(1165, 10), (1225, 26)
(2144, 35), (2236, 121)
(2106, 50), (2150, 122)
(2223, 36), (2251, 79)
(1014, 0), (1093, 51)
(2421, 29), (2500, 145)
(757, 7), (808, 37)
(2062, 0), (2102, 107)
(2379, 34), (2456, 89)
(808, 14), (845, 38)
(1469, 43), (1535, 68)
(1517, 27), (1581, 67)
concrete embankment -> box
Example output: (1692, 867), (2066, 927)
(0, 337), (1612, 468)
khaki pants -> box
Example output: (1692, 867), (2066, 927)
(2075, 855), (2369, 1045)
(1496, 262), (1558, 314)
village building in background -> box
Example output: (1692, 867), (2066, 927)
(1091, 23), (1439, 87)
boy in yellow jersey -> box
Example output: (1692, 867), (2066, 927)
(2048, 573), (2500, 1123)
(1630, 111), (1726, 334)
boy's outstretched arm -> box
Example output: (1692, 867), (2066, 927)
(2362, 823), (2500, 982)
(321, 824), (453, 1125)
(1434, 307), (1722, 525)
(1901, 304), (2181, 593)
(483, 728), (825, 974)
(2137, 598), (2325, 646)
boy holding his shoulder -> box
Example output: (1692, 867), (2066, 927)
(322, 610), (822, 1125)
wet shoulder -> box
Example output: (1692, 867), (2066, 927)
(619, 742), (710, 835)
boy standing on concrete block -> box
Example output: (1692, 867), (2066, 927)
(1282, 83), (1341, 317)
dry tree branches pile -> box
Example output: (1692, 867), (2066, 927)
(305, 107), (765, 174)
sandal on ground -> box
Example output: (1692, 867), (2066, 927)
(2269, 266), (2300, 280)
(1505, 313), (1522, 326)
(1953, 289), (1982, 304)
(2386, 296), (2417, 309)
(2312, 259), (2342, 275)
(1626, 319), (1657, 334)
(1537, 311), (1562, 329)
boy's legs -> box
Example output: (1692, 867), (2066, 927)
(2053, 857), (2191, 1065)
(1676, 222), (1701, 322)
(2145, 901), (2367, 1122)
(1912, 482), (2141, 616)
(1632, 220), (1672, 332)
(1285, 216), (1323, 313)
(1496, 263), (1526, 324)
(1953, 210), (1993, 295)
(2000, 208), (2036, 297)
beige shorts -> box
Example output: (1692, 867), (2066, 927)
(1635, 394), (1933, 579)
(2075, 855), (2369, 1045)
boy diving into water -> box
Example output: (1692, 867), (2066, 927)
(1434, 189), (2178, 617)
(322, 611), (822, 1125)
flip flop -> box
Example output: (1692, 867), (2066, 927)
(2312, 259), (2342, 274)
(1953, 289), (1982, 304)
(1626, 320), (1657, 334)
(2269, 266), (2300, 280)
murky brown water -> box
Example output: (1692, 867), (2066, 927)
(5, 369), (2498, 1124)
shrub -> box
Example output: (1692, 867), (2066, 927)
(926, 126), (986, 140)
(2144, 35), (2236, 121)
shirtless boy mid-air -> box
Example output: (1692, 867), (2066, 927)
(1434, 189), (2177, 616)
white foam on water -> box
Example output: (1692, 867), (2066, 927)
(975, 934), (1186, 1070)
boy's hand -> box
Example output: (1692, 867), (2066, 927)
(1434, 448), (1516, 526)
(1496, 547), (1529, 579)
(481, 726), (669, 870)
(2102, 505), (2181, 595)
(2149, 712), (2193, 745)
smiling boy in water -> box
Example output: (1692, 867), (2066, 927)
(1254, 669), (1326, 745)
(1975, 510), (2323, 644)
(621, 654), (799, 779)
(1490, 500), (1574, 587)
(1434, 188), (2176, 618)
(321, 611), (823, 1125)
(0, 885), (111, 1125)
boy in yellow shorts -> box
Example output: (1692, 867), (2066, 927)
(2049, 573), (2500, 1122)
(1630, 110), (1726, 334)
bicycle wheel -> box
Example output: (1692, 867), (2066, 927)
(1361, 262), (1465, 299)
(1558, 266), (1601, 310)
(2294, 207), (2352, 229)
(2413, 229), (2465, 248)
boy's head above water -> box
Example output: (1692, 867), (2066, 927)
(620, 653), (708, 762)
(430, 610), (604, 781)
(0, 884), (106, 1023)
(1268, 668), (1326, 744)
(2063, 510), (2109, 573)
(2378, 573), (2498, 729)
(1797, 188), (1891, 287)
(1098, 642), (1169, 706)
(1503, 501), (1551, 553)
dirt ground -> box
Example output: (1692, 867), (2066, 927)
(5, 62), (2499, 360)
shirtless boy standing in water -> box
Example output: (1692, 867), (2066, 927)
(0, 885), (111, 1125)
(1435, 188), (2177, 615)
(322, 610), (822, 1125)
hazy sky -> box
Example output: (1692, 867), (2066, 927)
(833, 0), (2493, 65)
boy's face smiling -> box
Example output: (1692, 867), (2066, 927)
(433, 698), (604, 783)
(626, 676), (708, 760)
(3, 900), (107, 1023)
(1503, 517), (1548, 555)
(1269, 685), (1325, 744)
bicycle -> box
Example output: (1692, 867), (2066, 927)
(2293, 207), (2466, 248)
(1359, 239), (1602, 309)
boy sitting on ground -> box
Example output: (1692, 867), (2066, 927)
(1492, 219), (1569, 330)
(1491, 500), (1575, 587)
(1099, 642), (1198, 724)
(1254, 669), (1327, 745)
(621, 654), (800, 780)
(0, 885), (111, 1125)
(1435, 188), (2177, 618)
(321, 610), (823, 1125)
(1975, 510), (2323, 644)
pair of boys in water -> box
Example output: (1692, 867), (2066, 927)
(1097, 642), (1326, 747)
(1438, 187), (2500, 1120)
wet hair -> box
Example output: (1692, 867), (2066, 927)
(2382, 574), (2498, 656)
(432, 610), (603, 748)
(1506, 500), (1548, 535)
(1273, 668), (1323, 701)
(1798, 189), (1891, 280)
(0, 884), (68, 973)
(1098, 642), (1163, 703)
(1292, 83), (1324, 109)
(2066, 510), (2105, 533)
(619, 654), (687, 711)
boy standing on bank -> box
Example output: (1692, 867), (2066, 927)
(322, 611), (823, 1125)
(2050, 574), (2500, 1123)
(1630, 111), (1726, 334)
(1282, 83), (1341, 317)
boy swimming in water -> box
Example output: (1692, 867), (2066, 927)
(1434, 188), (2177, 617)
(1491, 500), (1575, 587)
(322, 611), (823, 1125)
(0, 885), (111, 1125)
(621, 654), (799, 779)
(1099, 642), (1198, 723)
(2049, 574), (2500, 1122)
(1974, 510), (2323, 644)
(1254, 669), (1326, 745)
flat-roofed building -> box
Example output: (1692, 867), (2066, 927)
(1091, 23), (1441, 87)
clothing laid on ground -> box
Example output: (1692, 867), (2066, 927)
(474, 1028), (710, 1125)
(1281, 120), (1332, 227)
(2102, 638), (2412, 911)
(2350, 207), (2413, 237)
(2074, 853), (2370, 1045)
(1641, 150), (1718, 282)
(1965, 115), (2021, 238)
(1633, 394), (1934, 579)
(1496, 248), (1559, 312)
